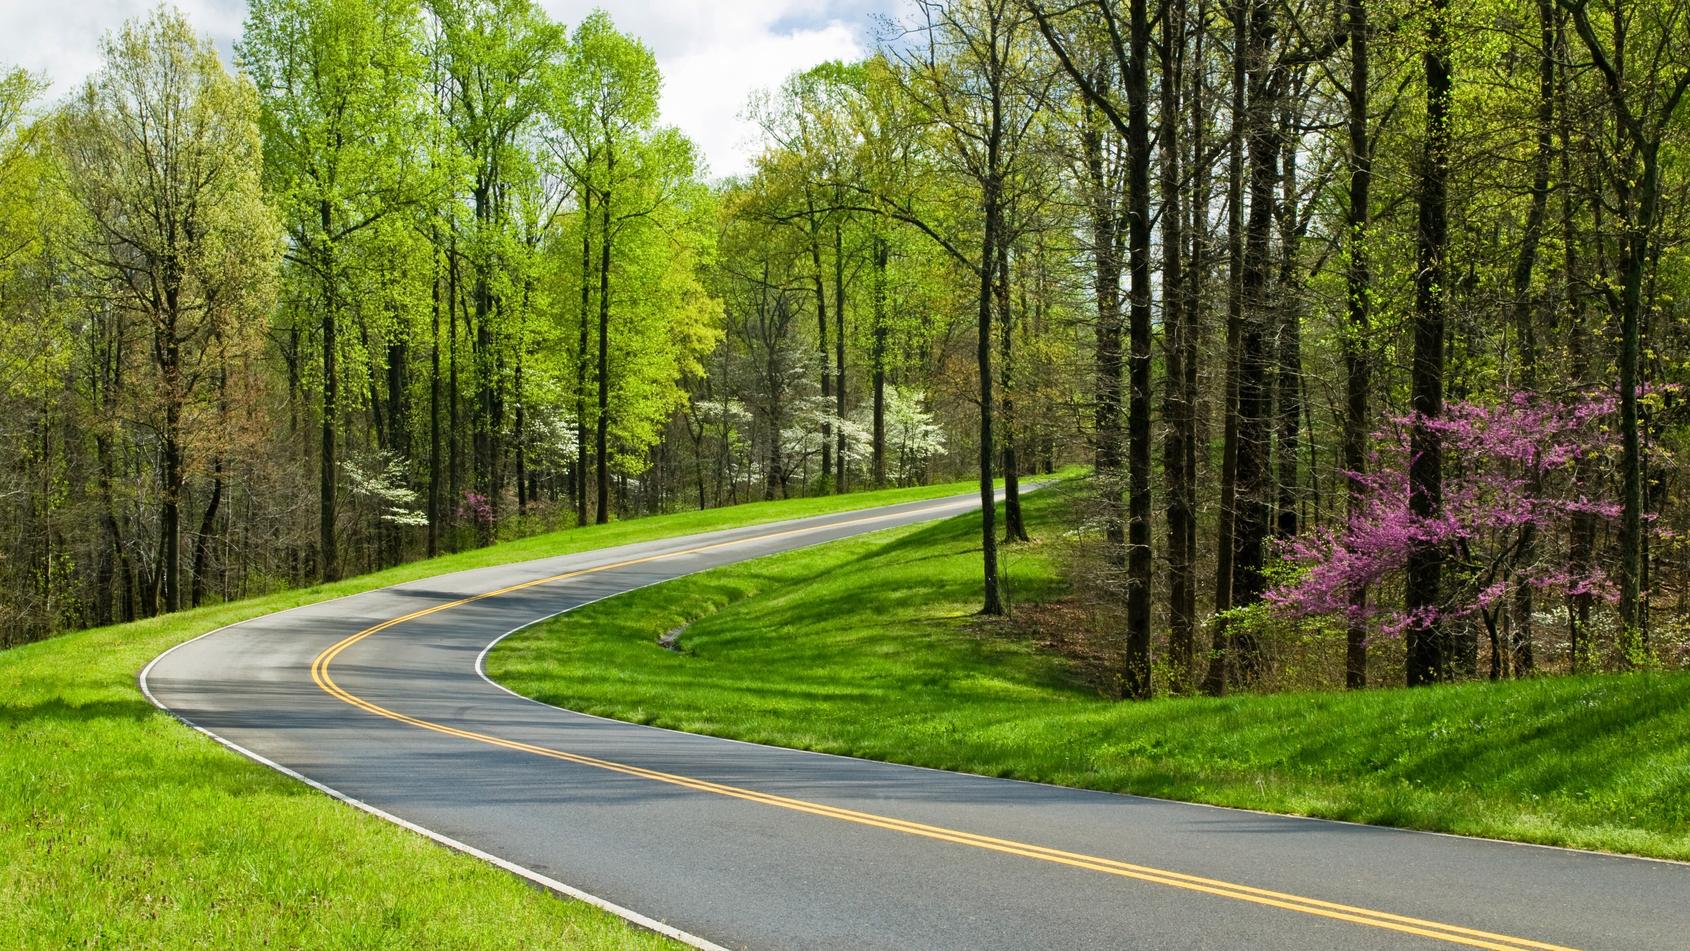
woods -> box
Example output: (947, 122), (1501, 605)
(3, 0), (1689, 697)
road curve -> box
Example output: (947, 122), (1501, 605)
(143, 492), (1687, 950)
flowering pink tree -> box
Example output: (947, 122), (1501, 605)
(1267, 394), (1619, 672)
(457, 490), (495, 528)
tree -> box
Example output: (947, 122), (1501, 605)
(1270, 395), (1621, 661)
(56, 7), (279, 615)
(1406, 0), (1453, 685)
(1340, 0), (1373, 687)
(898, 0), (1043, 616)
(553, 10), (660, 523)
(1028, 0), (1154, 694)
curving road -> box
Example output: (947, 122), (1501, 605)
(142, 492), (1687, 950)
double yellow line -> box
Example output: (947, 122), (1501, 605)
(310, 503), (1574, 951)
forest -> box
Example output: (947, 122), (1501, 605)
(0, 0), (1686, 697)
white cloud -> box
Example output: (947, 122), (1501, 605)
(0, 0), (892, 179)
(0, 0), (247, 94)
(538, 2), (884, 179)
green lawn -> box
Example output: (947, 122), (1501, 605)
(1, 479), (987, 949)
(489, 488), (1690, 862)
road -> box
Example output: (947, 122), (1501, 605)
(142, 492), (1688, 950)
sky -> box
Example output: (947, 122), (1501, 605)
(0, 0), (900, 179)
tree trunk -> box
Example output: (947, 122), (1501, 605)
(1159, 0), (1196, 691)
(1123, 0), (1155, 698)
(1230, 42), (1278, 688)
(872, 234), (889, 487)
(1273, 106), (1305, 544)
(514, 352), (527, 516)
(1203, 0), (1248, 695)
(578, 181), (593, 527)
(1182, 0), (1206, 693)
(473, 180), (500, 543)
(810, 198), (832, 492)
(978, 99), (1003, 619)
(835, 215), (848, 493)
(428, 233), (442, 557)
(319, 208), (339, 583)
(1559, 56), (1594, 670)
(448, 232), (461, 546)
(1508, 0), (1556, 676)
(1406, 0), (1452, 685)
(1343, 0), (1372, 688)
(1082, 102), (1126, 590)
(998, 237), (1028, 543)
(190, 461), (223, 608)
(597, 160), (613, 525)
(161, 415), (182, 613)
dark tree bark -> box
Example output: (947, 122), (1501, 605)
(809, 196), (833, 492)
(1123, 0), (1155, 698)
(978, 178), (1003, 616)
(428, 233), (443, 557)
(835, 215), (848, 494)
(596, 151), (613, 524)
(577, 181), (593, 526)
(1272, 85), (1309, 546)
(1406, 0), (1452, 686)
(1159, 0), (1197, 691)
(1228, 0), (1281, 687)
(1342, 0), (1372, 688)
(1559, 53), (1595, 670)
(472, 179), (502, 542)
(448, 232), (461, 547)
(998, 237), (1029, 543)
(1202, 0), (1249, 695)
(189, 460), (223, 608)
(1081, 102), (1126, 583)
(871, 234), (889, 486)
(1181, 0), (1206, 694)
(319, 202), (339, 584)
(514, 350), (527, 516)
(1507, 0), (1558, 676)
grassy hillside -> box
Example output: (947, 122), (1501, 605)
(0, 479), (985, 948)
(489, 488), (1690, 862)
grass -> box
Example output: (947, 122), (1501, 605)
(488, 488), (1690, 862)
(0, 477), (991, 948)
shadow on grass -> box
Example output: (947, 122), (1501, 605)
(0, 695), (154, 726)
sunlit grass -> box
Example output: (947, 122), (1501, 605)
(490, 489), (1690, 862)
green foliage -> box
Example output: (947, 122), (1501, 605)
(0, 67), (64, 402)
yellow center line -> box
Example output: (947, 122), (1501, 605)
(309, 502), (1575, 951)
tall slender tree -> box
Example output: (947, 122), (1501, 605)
(1406, 0), (1453, 685)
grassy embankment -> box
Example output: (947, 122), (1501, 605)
(0, 478), (989, 948)
(489, 488), (1690, 862)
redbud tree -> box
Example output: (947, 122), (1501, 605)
(1267, 394), (1620, 657)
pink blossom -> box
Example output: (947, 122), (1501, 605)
(1268, 392), (1635, 637)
